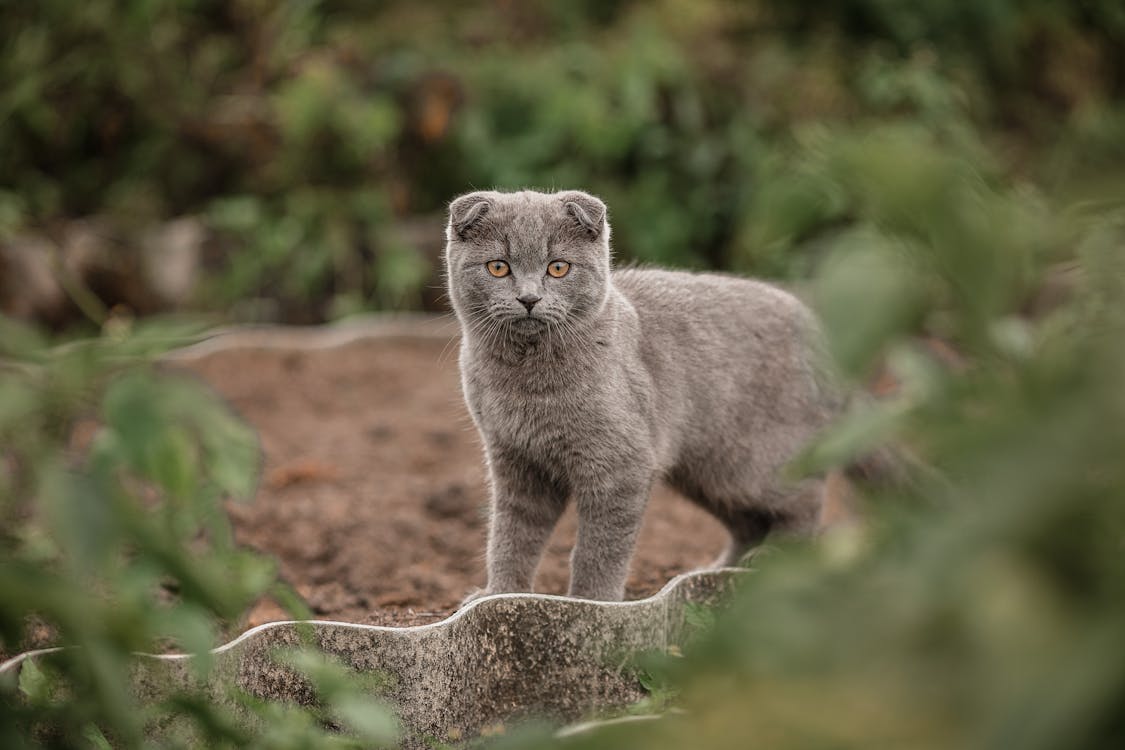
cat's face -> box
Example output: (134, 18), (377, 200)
(444, 190), (612, 339)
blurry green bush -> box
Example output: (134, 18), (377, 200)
(1, 3), (1123, 747)
(0, 317), (398, 748)
(2, 0), (1122, 320)
(496, 116), (1125, 750)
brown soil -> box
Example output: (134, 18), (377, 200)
(0, 325), (856, 663)
(177, 331), (735, 630)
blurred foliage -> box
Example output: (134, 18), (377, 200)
(2, 0), (1123, 319)
(493, 110), (1125, 750)
(0, 317), (397, 748)
(2, 1), (1125, 748)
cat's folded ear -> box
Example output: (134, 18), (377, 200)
(560, 191), (607, 239)
(448, 192), (492, 240)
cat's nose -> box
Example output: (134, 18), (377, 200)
(517, 294), (541, 313)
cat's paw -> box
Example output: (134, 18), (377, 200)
(459, 587), (493, 609)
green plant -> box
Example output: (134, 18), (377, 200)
(4, 1), (1123, 321)
(0, 316), (397, 748)
(490, 121), (1125, 750)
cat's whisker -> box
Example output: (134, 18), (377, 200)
(437, 333), (461, 365)
(556, 314), (594, 361)
(435, 311), (474, 364)
(482, 315), (505, 355)
(501, 319), (513, 350)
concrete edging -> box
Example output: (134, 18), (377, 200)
(1, 570), (742, 747)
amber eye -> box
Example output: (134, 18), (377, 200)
(486, 260), (510, 278)
(547, 260), (571, 278)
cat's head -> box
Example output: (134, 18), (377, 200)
(444, 190), (612, 338)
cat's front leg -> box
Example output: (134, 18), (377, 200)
(475, 453), (568, 600)
(568, 478), (651, 601)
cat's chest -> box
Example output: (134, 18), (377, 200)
(463, 360), (621, 450)
(469, 372), (593, 431)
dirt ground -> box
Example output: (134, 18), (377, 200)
(176, 326), (739, 629)
(0, 321), (856, 663)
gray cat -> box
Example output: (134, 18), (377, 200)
(445, 189), (840, 602)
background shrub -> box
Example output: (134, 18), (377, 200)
(2, 2), (1123, 747)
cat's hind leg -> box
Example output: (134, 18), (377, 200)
(711, 507), (773, 567)
(709, 479), (826, 567)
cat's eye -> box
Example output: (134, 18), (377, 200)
(547, 260), (571, 278)
(486, 260), (510, 278)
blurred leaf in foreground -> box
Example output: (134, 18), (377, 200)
(0, 319), (396, 748)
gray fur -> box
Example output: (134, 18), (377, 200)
(445, 189), (838, 602)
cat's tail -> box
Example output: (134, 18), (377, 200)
(843, 443), (934, 490)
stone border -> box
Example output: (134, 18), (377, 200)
(160, 312), (460, 362)
(1, 569), (741, 747)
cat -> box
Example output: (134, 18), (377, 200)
(445, 189), (841, 602)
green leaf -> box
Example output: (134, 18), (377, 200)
(147, 425), (198, 500)
(41, 464), (119, 573)
(18, 658), (50, 703)
(792, 397), (911, 477)
(207, 196), (264, 233)
(200, 411), (260, 501)
(812, 228), (928, 378)
(331, 694), (399, 746)
(82, 724), (114, 750)
(0, 315), (46, 358)
(156, 604), (216, 678)
(0, 376), (37, 430)
(103, 371), (166, 474)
